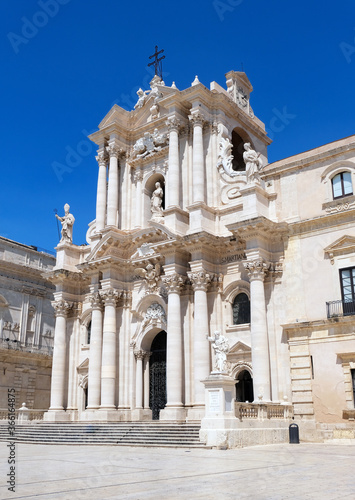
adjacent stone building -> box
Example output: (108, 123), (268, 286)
(0, 237), (55, 412)
(45, 70), (355, 442)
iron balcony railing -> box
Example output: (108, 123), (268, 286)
(326, 299), (355, 318)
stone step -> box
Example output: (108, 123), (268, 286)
(0, 422), (205, 448)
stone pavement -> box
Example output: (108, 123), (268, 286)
(0, 442), (355, 500)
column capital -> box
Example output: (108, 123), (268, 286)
(133, 170), (143, 184)
(188, 110), (207, 127)
(134, 349), (146, 360)
(244, 259), (269, 280)
(99, 288), (120, 306)
(89, 292), (103, 311)
(166, 116), (181, 132)
(95, 150), (108, 166)
(162, 274), (185, 294)
(106, 141), (124, 159)
(188, 271), (213, 291)
(52, 300), (73, 317)
(122, 291), (132, 308)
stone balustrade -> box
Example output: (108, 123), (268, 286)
(0, 408), (45, 422)
(235, 402), (293, 421)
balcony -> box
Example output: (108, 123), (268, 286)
(0, 338), (53, 356)
(326, 300), (355, 319)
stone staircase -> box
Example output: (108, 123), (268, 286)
(0, 422), (206, 448)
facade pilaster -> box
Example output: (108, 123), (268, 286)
(49, 300), (73, 410)
(99, 288), (120, 409)
(143, 351), (151, 409)
(106, 140), (120, 227)
(87, 292), (103, 409)
(244, 259), (271, 402)
(134, 350), (145, 409)
(188, 271), (212, 406)
(189, 111), (206, 204)
(166, 116), (180, 208)
(119, 291), (132, 408)
(95, 150), (108, 232)
(134, 170), (143, 228)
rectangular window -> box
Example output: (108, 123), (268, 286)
(351, 369), (355, 408)
(340, 267), (355, 315)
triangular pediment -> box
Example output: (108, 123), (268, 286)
(228, 340), (251, 355)
(325, 235), (355, 253)
(98, 105), (130, 129)
(85, 226), (175, 263)
(77, 358), (89, 372)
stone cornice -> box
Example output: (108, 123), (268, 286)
(227, 216), (289, 241)
(263, 135), (355, 177)
(45, 269), (89, 285)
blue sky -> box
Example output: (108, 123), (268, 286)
(1, 0), (354, 252)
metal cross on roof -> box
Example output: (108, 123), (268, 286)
(148, 45), (165, 80)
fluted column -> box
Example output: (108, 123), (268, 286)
(135, 350), (145, 409)
(189, 111), (206, 204)
(245, 259), (271, 402)
(49, 300), (73, 410)
(166, 116), (180, 208)
(143, 352), (151, 409)
(95, 150), (108, 232)
(87, 293), (103, 409)
(188, 271), (212, 405)
(134, 171), (143, 228)
(99, 289), (119, 409)
(106, 141), (120, 227)
(162, 274), (184, 407)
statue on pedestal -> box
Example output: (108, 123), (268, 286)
(208, 331), (230, 373)
(55, 203), (75, 244)
(243, 143), (263, 183)
(150, 182), (164, 222)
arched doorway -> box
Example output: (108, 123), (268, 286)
(235, 370), (254, 402)
(149, 330), (167, 420)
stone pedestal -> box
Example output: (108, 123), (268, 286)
(44, 410), (72, 422)
(160, 407), (187, 421)
(199, 373), (238, 447)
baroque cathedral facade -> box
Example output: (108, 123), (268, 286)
(45, 70), (355, 441)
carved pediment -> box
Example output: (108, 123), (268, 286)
(228, 340), (251, 356)
(77, 358), (89, 373)
(98, 105), (130, 129)
(324, 235), (355, 263)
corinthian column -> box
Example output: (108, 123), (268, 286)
(49, 300), (73, 410)
(106, 140), (120, 227)
(189, 111), (206, 204)
(244, 259), (271, 402)
(162, 274), (184, 408)
(166, 116), (180, 208)
(99, 288), (119, 409)
(188, 271), (212, 405)
(87, 293), (103, 409)
(95, 150), (108, 232)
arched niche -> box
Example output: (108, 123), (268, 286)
(231, 127), (254, 172)
(143, 173), (165, 225)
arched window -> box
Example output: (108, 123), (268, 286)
(233, 293), (250, 325)
(87, 321), (91, 345)
(231, 131), (245, 172)
(332, 172), (353, 199)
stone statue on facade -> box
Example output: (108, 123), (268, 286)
(132, 130), (168, 159)
(134, 88), (148, 109)
(135, 262), (161, 294)
(207, 331), (230, 373)
(55, 203), (75, 244)
(243, 143), (263, 183)
(150, 182), (164, 222)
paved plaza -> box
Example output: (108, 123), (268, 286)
(0, 442), (355, 499)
